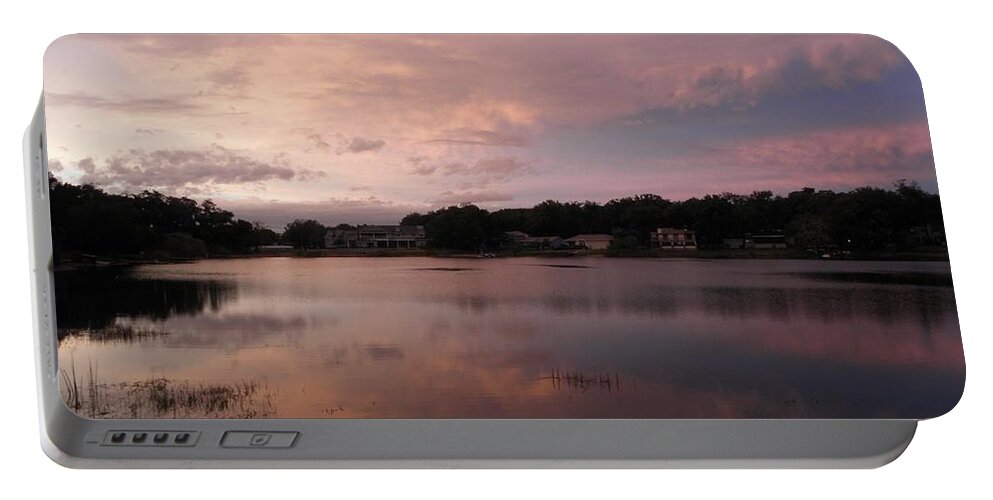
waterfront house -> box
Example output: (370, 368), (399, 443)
(565, 234), (614, 250)
(502, 231), (530, 246)
(652, 227), (697, 250)
(503, 231), (567, 250)
(522, 235), (568, 250)
(325, 225), (427, 249)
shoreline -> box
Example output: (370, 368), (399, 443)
(53, 246), (950, 271)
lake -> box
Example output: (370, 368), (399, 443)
(54, 257), (965, 419)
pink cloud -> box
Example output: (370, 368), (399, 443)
(343, 136), (386, 154)
(43, 35), (927, 210)
(410, 156), (533, 182)
(423, 127), (531, 147)
(305, 132), (385, 155)
(69, 144), (324, 196)
(505, 121), (935, 204)
(725, 121), (933, 174)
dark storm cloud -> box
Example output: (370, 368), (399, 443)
(666, 38), (906, 112)
(677, 65), (756, 111)
(75, 145), (318, 194)
(76, 157), (97, 174)
(575, 61), (930, 184)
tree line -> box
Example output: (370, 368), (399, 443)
(400, 181), (945, 252)
(49, 175), (279, 262)
(49, 174), (946, 261)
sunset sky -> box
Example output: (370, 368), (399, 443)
(43, 34), (936, 228)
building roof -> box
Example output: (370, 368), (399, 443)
(335, 224), (425, 234)
(504, 230), (530, 238)
(565, 234), (613, 242)
(521, 235), (563, 243)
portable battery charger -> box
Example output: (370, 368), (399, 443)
(25, 34), (964, 468)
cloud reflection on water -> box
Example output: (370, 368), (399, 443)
(55, 257), (963, 418)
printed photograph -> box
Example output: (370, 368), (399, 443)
(44, 34), (964, 419)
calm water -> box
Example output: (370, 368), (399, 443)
(55, 257), (964, 419)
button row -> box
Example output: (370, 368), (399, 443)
(103, 431), (199, 446)
(100, 430), (298, 449)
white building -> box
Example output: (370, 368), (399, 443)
(325, 225), (427, 249)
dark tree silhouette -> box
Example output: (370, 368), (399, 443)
(49, 176), (279, 262)
(49, 174), (946, 259)
(421, 204), (491, 251)
(282, 219), (327, 249)
(405, 181), (945, 253)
